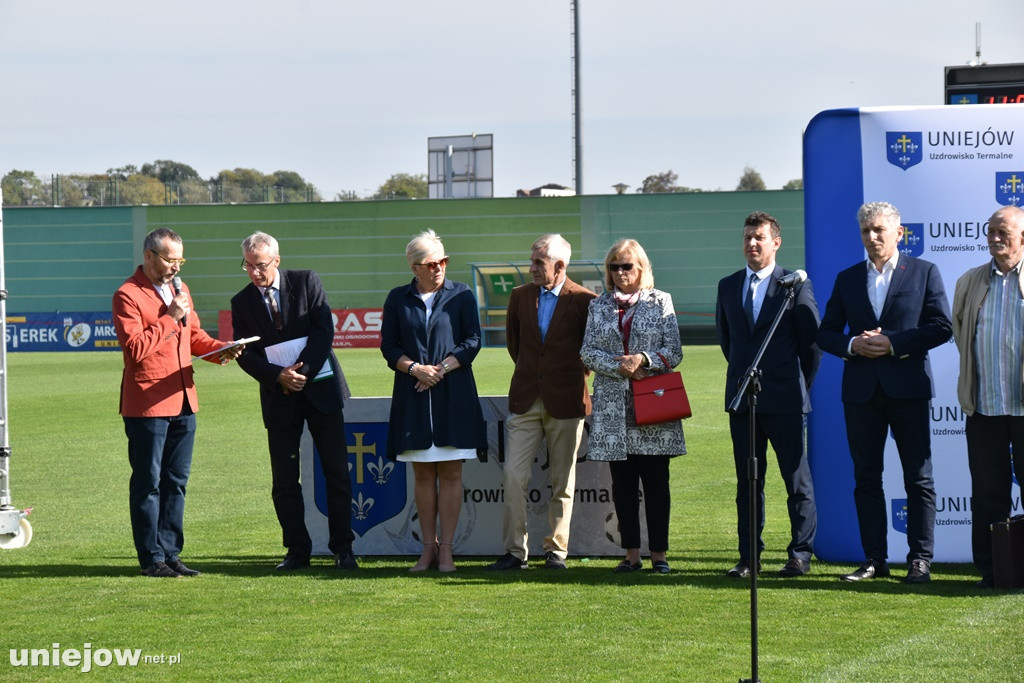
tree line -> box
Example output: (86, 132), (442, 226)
(2, 160), (800, 207)
(1, 160), (430, 207)
(629, 166), (802, 194)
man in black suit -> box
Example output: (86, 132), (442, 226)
(817, 202), (952, 584)
(231, 231), (357, 571)
(716, 211), (821, 579)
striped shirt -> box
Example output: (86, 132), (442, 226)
(974, 260), (1024, 416)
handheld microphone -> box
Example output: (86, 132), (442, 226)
(172, 276), (187, 325)
(776, 269), (807, 288)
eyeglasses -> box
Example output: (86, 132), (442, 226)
(148, 250), (186, 266)
(608, 263), (634, 272)
(414, 257), (449, 270)
(241, 259), (276, 272)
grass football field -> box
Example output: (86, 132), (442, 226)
(0, 347), (1019, 680)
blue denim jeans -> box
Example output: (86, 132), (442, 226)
(124, 413), (196, 567)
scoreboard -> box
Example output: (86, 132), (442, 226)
(945, 63), (1024, 105)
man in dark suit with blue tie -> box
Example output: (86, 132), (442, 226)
(231, 231), (357, 571)
(716, 211), (821, 579)
(817, 202), (952, 584)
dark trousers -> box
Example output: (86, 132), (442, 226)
(729, 412), (816, 564)
(844, 389), (936, 564)
(609, 454), (671, 552)
(965, 413), (1024, 580)
(124, 413), (196, 568)
(266, 395), (354, 557)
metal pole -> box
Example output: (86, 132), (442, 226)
(444, 145), (454, 199)
(572, 0), (582, 195)
(0, 188), (33, 549)
(0, 188), (9, 507)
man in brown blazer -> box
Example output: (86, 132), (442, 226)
(486, 234), (597, 570)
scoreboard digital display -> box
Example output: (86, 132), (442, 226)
(946, 63), (1024, 105)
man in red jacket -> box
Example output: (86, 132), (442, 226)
(113, 228), (241, 578)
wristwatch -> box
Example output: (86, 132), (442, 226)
(442, 360), (451, 374)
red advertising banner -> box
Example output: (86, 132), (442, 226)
(217, 308), (383, 349)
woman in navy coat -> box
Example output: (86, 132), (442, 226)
(381, 230), (486, 573)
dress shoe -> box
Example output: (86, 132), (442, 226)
(166, 558), (201, 577)
(275, 553), (311, 571)
(543, 551), (567, 570)
(903, 559), (931, 584)
(651, 560), (671, 574)
(140, 561), (181, 578)
(485, 552), (528, 571)
(841, 559), (890, 582)
(778, 558), (810, 577)
(613, 559), (643, 573)
(726, 562), (760, 579)
(335, 550), (359, 570)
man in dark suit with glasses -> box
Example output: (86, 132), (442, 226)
(231, 231), (356, 572)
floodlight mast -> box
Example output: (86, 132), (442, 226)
(0, 187), (33, 550)
(572, 0), (582, 195)
(969, 22), (985, 67)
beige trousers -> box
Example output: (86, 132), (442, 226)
(502, 397), (585, 560)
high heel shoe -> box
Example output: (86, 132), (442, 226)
(409, 540), (439, 573)
(438, 542), (456, 573)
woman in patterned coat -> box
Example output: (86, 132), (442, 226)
(581, 239), (686, 573)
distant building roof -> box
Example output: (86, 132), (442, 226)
(515, 183), (575, 197)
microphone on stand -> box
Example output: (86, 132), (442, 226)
(172, 276), (187, 326)
(776, 269), (807, 288)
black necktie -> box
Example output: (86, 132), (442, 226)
(744, 273), (758, 328)
(264, 287), (283, 330)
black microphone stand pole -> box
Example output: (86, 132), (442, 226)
(728, 286), (796, 683)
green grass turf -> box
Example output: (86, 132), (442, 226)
(0, 347), (1020, 680)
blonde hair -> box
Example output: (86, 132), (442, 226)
(604, 238), (654, 291)
(405, 229), (445, 266)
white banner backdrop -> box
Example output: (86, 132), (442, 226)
(298, 397), (646, 557)
(806, 104), (1024, 563)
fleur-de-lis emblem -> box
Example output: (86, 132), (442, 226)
(366, 456), (394, 485)
(352, 492), (374, 520)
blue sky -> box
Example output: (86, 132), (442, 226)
(2, 1), (1023, 198)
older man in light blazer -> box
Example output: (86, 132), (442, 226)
(486, 234), (596, 570)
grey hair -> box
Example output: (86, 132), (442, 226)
(531, 233), (571, 265)
(143, 227), (182, 253)
(406, 229), (445, 266)
(241, 231), (280, 257)
(857, 202), (901, 227)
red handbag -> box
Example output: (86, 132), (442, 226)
(632, 354), (691, 425)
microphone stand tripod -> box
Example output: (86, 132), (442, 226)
(728, 285), (796, 683)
